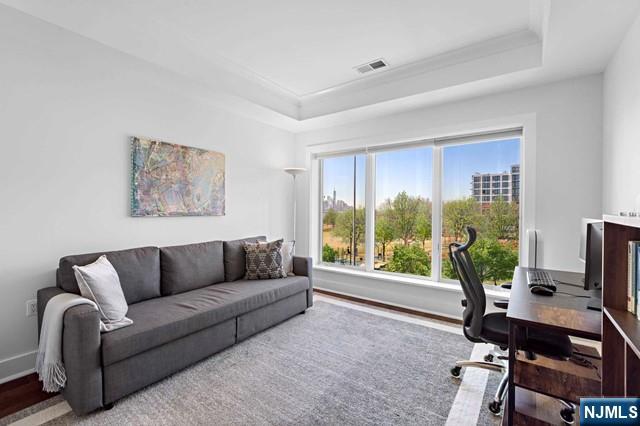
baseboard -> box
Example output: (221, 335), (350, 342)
(0, 350), (37, 384)
(312, 272), (469, 320)
(314, 287), (462, 325)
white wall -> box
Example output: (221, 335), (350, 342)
(294, 74), (603, 316)
(0, 6), (295, 382)
(603, 14), (640, 214)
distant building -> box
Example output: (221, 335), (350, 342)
(471, 165), (520, 204)
(322, 188), (351, 214)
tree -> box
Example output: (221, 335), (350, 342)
(485, 198), (519, 240)
(322, 244), (337, 263)
(386, 244), (431, 276)
(443, 198), (482, 241)
(442, 238), (518, 285)
(323, 208), (337, 227)
(375, 216), (395, 261)
(333, 208), (366, 261)
(415, 216), (432, 249)
(389, 191), (421, 245)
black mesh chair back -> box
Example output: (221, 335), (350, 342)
(448, 226), (486, 342)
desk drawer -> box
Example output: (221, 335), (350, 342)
(514, 343), (601, 403)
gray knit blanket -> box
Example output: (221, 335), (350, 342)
(36, 293), (98, 392)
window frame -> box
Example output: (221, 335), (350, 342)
(313, 127), (525, 285)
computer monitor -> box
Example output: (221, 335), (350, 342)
(579, 218), (603, 310)
(579, 218), (600, 264)
(584, 221), (603, 290)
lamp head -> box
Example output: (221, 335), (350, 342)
(284, 167), (306, 176)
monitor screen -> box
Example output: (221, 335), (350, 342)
(579, 218), (601, 262)
(584, 221), (603, 290)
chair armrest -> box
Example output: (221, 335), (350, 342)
(501, 282), (512, 289)
(293, 256), (313, 308)
(493, 299), (509, 309)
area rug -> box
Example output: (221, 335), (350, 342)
(2, 300), (501, 425)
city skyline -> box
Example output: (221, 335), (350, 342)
(322, 138), (520, 209)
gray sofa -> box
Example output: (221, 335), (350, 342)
(37, 236), (313, 415)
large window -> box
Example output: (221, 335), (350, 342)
(375, 147), (433, 277)
(318, 131), (521, 286)
(440, 139), (520, 285)
(321, 154), (366, 268)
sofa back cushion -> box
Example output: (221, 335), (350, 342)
(57, 246), (161, 305)
(223, 236), (266, 281)
(160, 241), (224, 295)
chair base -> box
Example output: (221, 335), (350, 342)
(451, 347), (577, 423)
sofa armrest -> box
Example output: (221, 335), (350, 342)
(37, 287), (66, 338)
(293, 256), (313, 308)
(37, 287), (103, 414)
(62, 304), (103, 414)
(293, 256), (312, 277)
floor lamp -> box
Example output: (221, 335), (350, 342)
(284, 167), (306, 244)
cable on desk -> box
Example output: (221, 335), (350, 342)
(569, 353), (601, 380)
(554, 280), (581, 286)
(554, 291), (590, 298)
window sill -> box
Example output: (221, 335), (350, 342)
(313, 265), (510, 299)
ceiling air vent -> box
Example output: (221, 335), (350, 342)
(354, 58), (389, 74)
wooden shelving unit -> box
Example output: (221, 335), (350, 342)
(602, 215), (640, 397)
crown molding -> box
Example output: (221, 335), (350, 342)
(0, 1), (549, 132)
(298, 30), (542, 119)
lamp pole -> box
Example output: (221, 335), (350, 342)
(284, 168), (306, 244)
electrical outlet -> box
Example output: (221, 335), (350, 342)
(26, 299), (37, 317)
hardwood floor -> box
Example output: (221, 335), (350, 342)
(314, 288), (462, 325)
(0, 373), (57, 419)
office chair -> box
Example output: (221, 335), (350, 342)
(448, 227), (576, 423)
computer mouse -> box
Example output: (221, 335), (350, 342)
(530, 285), (554, 296)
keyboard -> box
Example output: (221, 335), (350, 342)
(526, 270), (557, 291)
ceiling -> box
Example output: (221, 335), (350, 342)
(2, 0), (639, 131)
(132, 0), (532, 96)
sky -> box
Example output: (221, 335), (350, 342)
(322, 138), (520, 207)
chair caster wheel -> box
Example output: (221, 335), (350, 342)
(484, 354), (494, 362)
(488, 401), (502, 415)
(450, 366), (462, 378)
(560, 407), (575, 424)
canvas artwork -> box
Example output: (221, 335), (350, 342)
(131, 137), (225, 216)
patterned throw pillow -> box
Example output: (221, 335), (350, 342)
(244, 239), (287, 280)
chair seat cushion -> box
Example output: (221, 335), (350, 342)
(101, 276), (309, 366)
(480, 312), (573, 358)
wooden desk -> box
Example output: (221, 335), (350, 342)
(505, 267), (602, 425)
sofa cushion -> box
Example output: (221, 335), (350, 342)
(223, 236), (266, 281)
(100, 276), (309, 366)
(57, 247), (160, 305)
(160, 241), (224, 295)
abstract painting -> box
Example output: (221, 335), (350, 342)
(131, 137), (225, 216)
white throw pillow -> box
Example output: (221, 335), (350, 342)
(73, 255), (132, 332)
(281, 241), (295, 276)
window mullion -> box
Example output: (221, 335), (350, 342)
(431, 146), (443, 281)
(316, 159), (324, 261)
(364, 152), (376, 272)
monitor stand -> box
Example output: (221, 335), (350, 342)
(586, 288), (602, 311)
